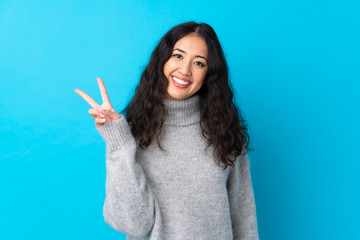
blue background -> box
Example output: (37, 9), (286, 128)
(1, 0), (359, 239)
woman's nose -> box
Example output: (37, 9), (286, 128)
(179, 61), (192, 76)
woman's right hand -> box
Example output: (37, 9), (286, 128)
(75, 77), (121, 128)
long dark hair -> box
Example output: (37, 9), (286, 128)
(122, 22), (251, 169)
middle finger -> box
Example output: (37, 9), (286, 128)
(97, 78), (112, 107)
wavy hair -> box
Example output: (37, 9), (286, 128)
(121, 22), (251, 169)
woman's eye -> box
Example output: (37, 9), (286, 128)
(173, 54), (182, 59)
(195, 61), (205, 67)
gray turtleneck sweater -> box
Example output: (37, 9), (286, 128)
(96, 94), (259, 240)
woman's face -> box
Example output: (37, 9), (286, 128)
(163, 33), (208, 100)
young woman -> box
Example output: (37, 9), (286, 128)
(75, 22), (259, 240)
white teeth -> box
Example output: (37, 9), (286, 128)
(173, 76), (190, 85)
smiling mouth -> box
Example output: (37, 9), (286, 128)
(172, 76), (191, 86)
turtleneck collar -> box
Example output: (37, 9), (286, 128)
(163, 94), (201, 126)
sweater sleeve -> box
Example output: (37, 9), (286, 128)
(227, 152), (259, 240)
(96, 116), (155, 238)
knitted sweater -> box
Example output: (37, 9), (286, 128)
(96, 94), (259, 240)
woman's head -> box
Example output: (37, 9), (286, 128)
(123, 22), (250, 169)
(146, 21), (228, 100)
(163, 33), (208, 100)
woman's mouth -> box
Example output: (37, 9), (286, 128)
(172, 76), (191, 88)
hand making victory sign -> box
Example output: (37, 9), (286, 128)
(75, 77), (121, 128)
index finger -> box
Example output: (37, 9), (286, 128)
(74, 88), (101, 109)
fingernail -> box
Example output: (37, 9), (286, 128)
(99, 113), (105, 118)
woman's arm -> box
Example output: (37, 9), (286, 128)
(75, 78), (155, 237)
(97, 116), (155, 237)
(227, 153), (259, 240)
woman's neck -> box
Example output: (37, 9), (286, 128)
(163, 94), (201, 126)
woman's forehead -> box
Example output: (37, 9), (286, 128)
(173, 34), (208, 58)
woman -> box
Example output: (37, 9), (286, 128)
(75, 22), (258, 240)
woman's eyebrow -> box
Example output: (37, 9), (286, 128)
(173, 48), (207, 62)
(173, 48), (186, 53)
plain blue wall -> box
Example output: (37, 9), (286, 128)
(0, 0), (359, 239)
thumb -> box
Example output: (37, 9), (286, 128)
(99, 108), (121, 121)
